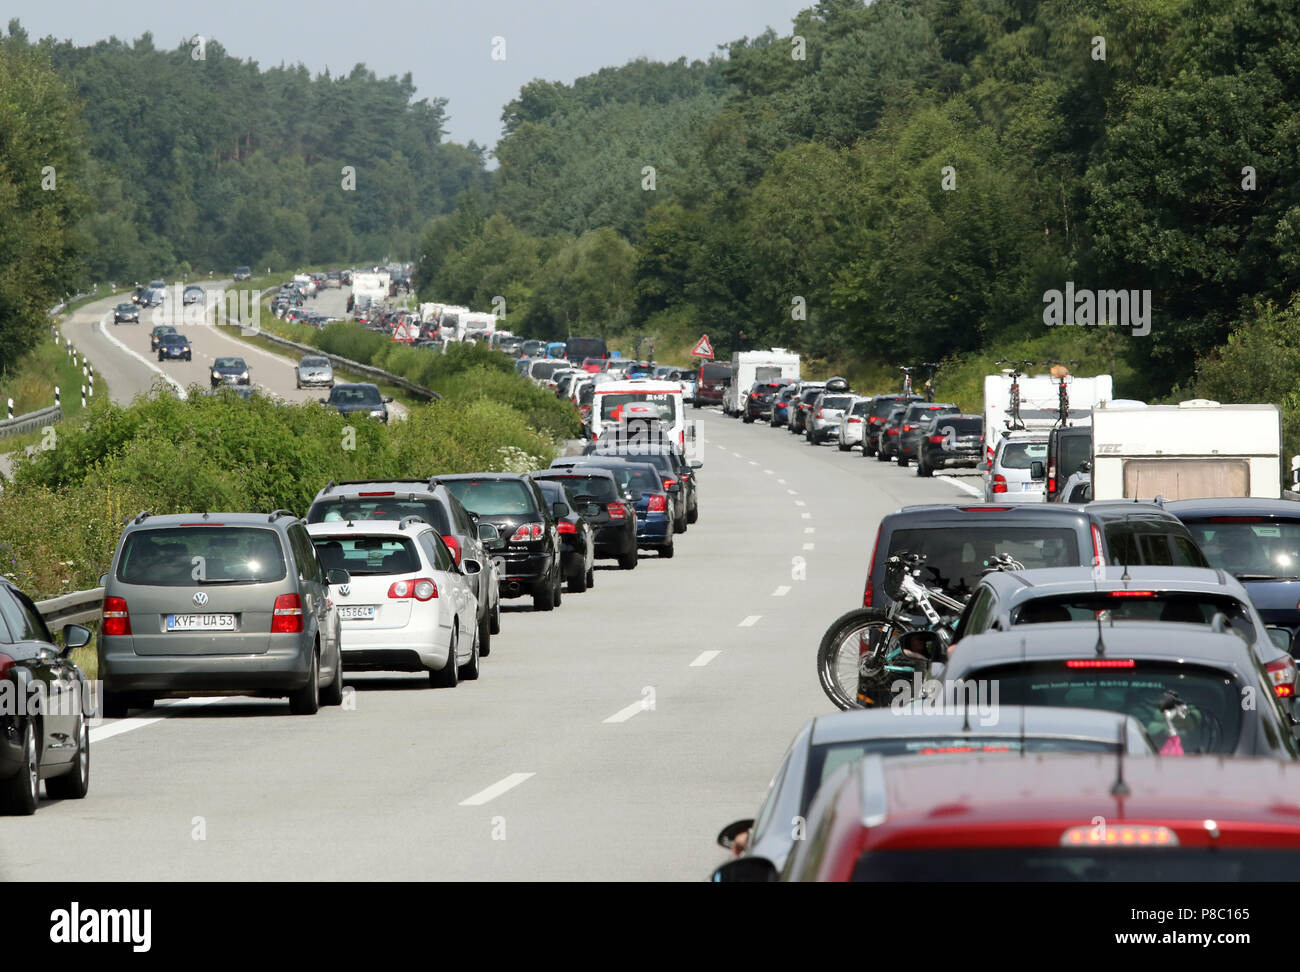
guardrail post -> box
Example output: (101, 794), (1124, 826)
(54, 386), (60, 409)
(81, 385), (86, 409)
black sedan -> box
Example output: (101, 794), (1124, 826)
(149, 324), (177, 351)
(210, 356), (250, 387)
(113, 303), (140, 324)
(536, 479), (596, 594)
(531, 469), (638, 570)
(916, 413), (984, 477)
(182, 285), (205, 305)
(320, 383), (392, 423)
(157, 333), (192, 361)
(0, 578), (92, 814)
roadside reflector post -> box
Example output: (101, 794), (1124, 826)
(6, 398), (12, 420)
(81, 385), (86, 408)
(54, 386), (60, 409)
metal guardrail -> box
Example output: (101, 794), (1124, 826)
(36, 587), (103, 627)
(0, 403), (62, 439)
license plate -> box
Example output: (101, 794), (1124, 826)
(167, 613), (235, 631)
(338, 605), (377, 620)
(1022, 482), (1043, 492)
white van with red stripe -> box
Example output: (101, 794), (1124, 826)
(591, 379), (686, 451)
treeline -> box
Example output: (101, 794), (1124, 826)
(418, 0), (1300, 400)
(0, 19), (487, 371)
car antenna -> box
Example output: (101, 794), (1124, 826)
(1094, 610), (1107, 657)
(1110, 721), (1130, 797)
(1018, 636), (1027, 757)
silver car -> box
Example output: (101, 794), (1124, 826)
(296, 355), (335, 389)
(98, 512), (347, 718)
(985, 431), (1049, 503)
(805, 387), (855, 445)
(836, 396), (869, 451)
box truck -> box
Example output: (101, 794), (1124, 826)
(723, 349), (801, 416)
(1090, 400), (1282, 501)
(352, 271), (391, 305)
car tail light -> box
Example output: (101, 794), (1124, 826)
(607, 502), (628, 520)
(927, 434), (944, 444)
(1109, 590), (1155, 597)
(358, 491), (395, 497)
(441, 535), (463, 566)
(510, 523), (544, 541)
(271, 593), (304, 633)
(960, 506), (1012, 512)
(991, 474), (1008, 494)
(388, 578), (438, 601)
(102, 596), (132, 636)
(849, 418), (863, 424)
(1091, 523), (1104, 568)
(1266, 657), (1297, 698)
(816, 408), (824, 418)
(903, 424), (914, 432)
(0, 652), (13, 678)
(557, 521), (577, 534)
(1065, 659), (1136, 668)
(1060, 824), (1177, 847)
(1047, 462), (1056, 494)
(886, 427), (900, 436)
(751, 392), (762, 400)
(646, 494), (667, 513)
(662, 477), (677, 489)
(863, 525), (882, 607)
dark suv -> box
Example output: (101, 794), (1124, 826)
(98, 511), (347, 718)
(915, 413), (984, 478)
(436, 474), (563, 611)
(1046, 426), (1092, 502)
(305, 479), (504, 652)
(532, 468), (638, 569)
(694, 362), (733, 409)
(863, 394), (924, 458)
(863, 501), (1209, 610)
(744, 381), (787, 423)
(894, 402), (959, 467)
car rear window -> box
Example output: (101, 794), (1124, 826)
(982, 660), (1244, 754)
(936, 417), (983, 436)
(821, 396), (853, 410)
(1057, 432), (1091, 480)
(887, 526), (1079, 598)
(310, 535), (420, 575)
(1103, 522), (1208, 568)
(536, 475), (618, 503)
(598, 392), (678, 423)
(442, 479), (537, 516)
(117, 527), (287, 586)
(305, 497), (451, 533)
(999, 440), (1049, 468)
(530, 361), (567, 380)
(1180, 518), (1300, 578)
(701, 363), (731, 380)
(1013, 593), (1255, 641)
(850, 401), (869, 416)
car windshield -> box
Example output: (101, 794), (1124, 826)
(162, 335), (186, 345)
(888, 527), (1080, 598)
(851, 848), (1300, 882)
(1181, 518), (1300, 579)
(301, 357), (330, 368)
(530, 361), (567, 380)
(214, 358), (244, 369)
(442, 479), (535, 516)
(979, 661), (1243, 755)
(306, 498), (450, 532)
(1012, 593), (1255, 641)
(117, 527), (287, 585)
(117, 304), (133, 311)
(310, 535), (419, 575)
(330, 386), (381, 406)
(599, 392), (678, 423)
(1000, 440), (1049, 469)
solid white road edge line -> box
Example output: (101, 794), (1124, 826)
(95, 314), (188, 400)
(939, 475), (984, 497)
(89, 697), (222, 743)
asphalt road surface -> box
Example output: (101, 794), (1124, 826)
(0, 401), (980, 880)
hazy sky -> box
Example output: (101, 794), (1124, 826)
(8, 0), (811, 153)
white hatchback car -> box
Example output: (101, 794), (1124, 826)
(306, 519), (482, 686)
(837, 396), (870, 451)
(984, 432), (1050, 504)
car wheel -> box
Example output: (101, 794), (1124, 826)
(743, 414), (754, 424)
(478, 611), (492, 658)
(692, 399), (701, 410)
(489, 597), (501, 635)
(321, 649), (344, 706)
(568, 566), (587, 594)
(431, 624), (460, 687)
(687, 505), (698, 524)
(552, 573), (563, 607)
(532, 579), (555, 611)
(45, 715), (89, 800)
(296, 379), (302, 389)
(101, 689), (129, 719)
(916, 459), (933, 478)
(288, 648), (321, 715)
(876, 446), (890, 462)
(458, 626), (481, 681)
(585, 566), (595, 589)
(838, 442), (850, 452)
(0, 722), (39, 814)
(897, 453), (909, 468)
(618, 550), (638, 570)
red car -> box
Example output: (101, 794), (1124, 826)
(692, 362), (732, 409)
(716, 754), (1300, 881)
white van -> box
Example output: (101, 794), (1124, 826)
(724, 349), (801, 416)
(592, 379), (687, 451)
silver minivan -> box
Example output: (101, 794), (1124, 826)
(985, 431), (1049, 503)
(99, 512), (347, 717)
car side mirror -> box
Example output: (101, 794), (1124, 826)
(690, 459), (703, 469)
(477, 523), (500, 542)
(61, 623), (92, 653)
(98, 573), (109, 588)
(899, 629), (949, 663)
(1267, 626), (1293, 654)
(711, 856), (778, 883)
(552, 502), (570, 519)
(384, 396), (394, 404)
(461, 558), (483, 575)
(1029, 460), (1046, 480)
(325, 568), (351, 586)
(716, 818), (755, 851)
(318, 398), (327, 404)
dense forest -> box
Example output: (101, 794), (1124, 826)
(416, 0), (1300, 403)
(0, 18), (485, 370)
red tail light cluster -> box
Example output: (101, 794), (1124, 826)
(607, 502), (629, 520)
(1266, 657), (1298, 698)
(103, 596), (132, 636)
(442, 534), (463, 566)
(646, 494), (667, 513)
(510, 523), (544, 541)
(863, 525), (882, 607)
(991, 474), (1008, 494)
(927, 434), (945, 444)
(849, 417), (863, 424)
(557, 521), (577, 534)
(0, 651), (14, 677)
(388, 578), (438, 601)
(886, 427), (900, 437)
(1065, 659), (1135, 669)
(271, 593), (304, 633)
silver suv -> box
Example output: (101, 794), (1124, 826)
(98, 511), (347, 718)
(985, 431), (1049, 503)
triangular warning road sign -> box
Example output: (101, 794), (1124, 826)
(690, 334), (714, 359)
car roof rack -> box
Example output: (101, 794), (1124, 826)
(268, 510), (296, 522)
(397, 515), (427, 530)
(129, 510), (151, 525)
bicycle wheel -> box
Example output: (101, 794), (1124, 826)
(816, 608), (914, 711)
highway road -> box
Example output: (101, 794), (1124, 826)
(0, 385), (980, 880)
